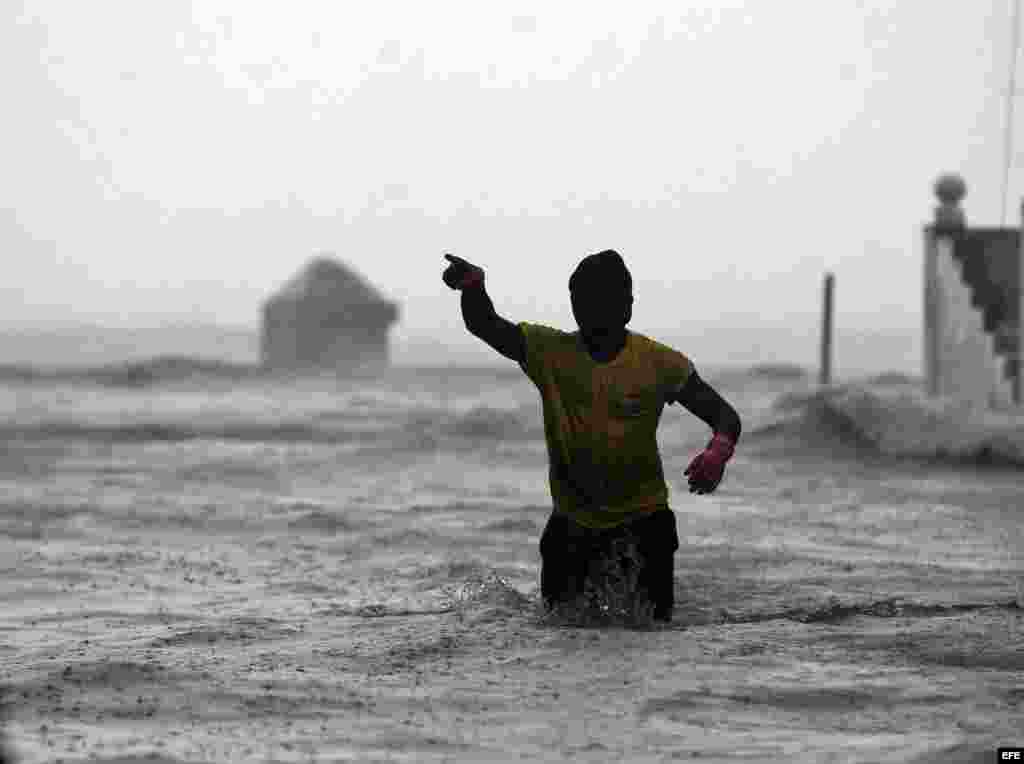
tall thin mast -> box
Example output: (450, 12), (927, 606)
(1001, 0), (1022, 225)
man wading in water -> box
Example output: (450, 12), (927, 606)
(442, 249), (742, 622)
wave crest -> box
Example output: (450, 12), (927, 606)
(441, 406), (530, 439)
(752, 384), (1024, 467)
(0, 356), (261, 387)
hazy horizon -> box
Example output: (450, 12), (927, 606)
(0, 320), (921, 379)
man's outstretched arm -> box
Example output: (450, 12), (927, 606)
(461, 283), (526, 364)
(443, 254), (525, 365)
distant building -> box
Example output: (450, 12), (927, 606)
(261, 255), (399, 372)
(923, 174), (1022, 409)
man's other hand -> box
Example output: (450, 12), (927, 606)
(683, 433), (735, 495)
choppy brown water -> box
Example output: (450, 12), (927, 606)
(0, 365), (1021, 763)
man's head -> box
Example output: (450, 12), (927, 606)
(569, 249), (633, 340)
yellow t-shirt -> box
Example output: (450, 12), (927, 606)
(517, 322), (694, 529)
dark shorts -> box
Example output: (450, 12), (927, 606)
(539, 508), (680, 621)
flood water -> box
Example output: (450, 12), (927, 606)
(1, 361), (1021, 763)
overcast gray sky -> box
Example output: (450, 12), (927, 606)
(2, 1), (1020, 351)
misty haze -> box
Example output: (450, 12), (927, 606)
(1, 3), (1022, 764)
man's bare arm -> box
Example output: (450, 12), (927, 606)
(671, 369), (742, 443)
(461, 284), (526, 365)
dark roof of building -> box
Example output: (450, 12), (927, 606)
(266, 255), (393, 307)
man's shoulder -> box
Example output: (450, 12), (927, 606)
(628, 332), (695, 392)
(516, 323), (579, 381)
(629, 330), (686, 359)
(519, 322), (577, 345)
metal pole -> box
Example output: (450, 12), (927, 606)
(819, 272), (834, 386)
(1002, 0), (1022, 226)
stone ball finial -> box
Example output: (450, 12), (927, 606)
(933, 173), (967, 205)
(932, 173), (967, 233)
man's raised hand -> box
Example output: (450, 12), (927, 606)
(442, 254), (485, 291)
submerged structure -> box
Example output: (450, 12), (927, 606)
(923, 174), (1022, 409)
(261, 255), (399, 372)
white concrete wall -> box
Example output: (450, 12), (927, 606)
(926, 236), (1016, 410)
